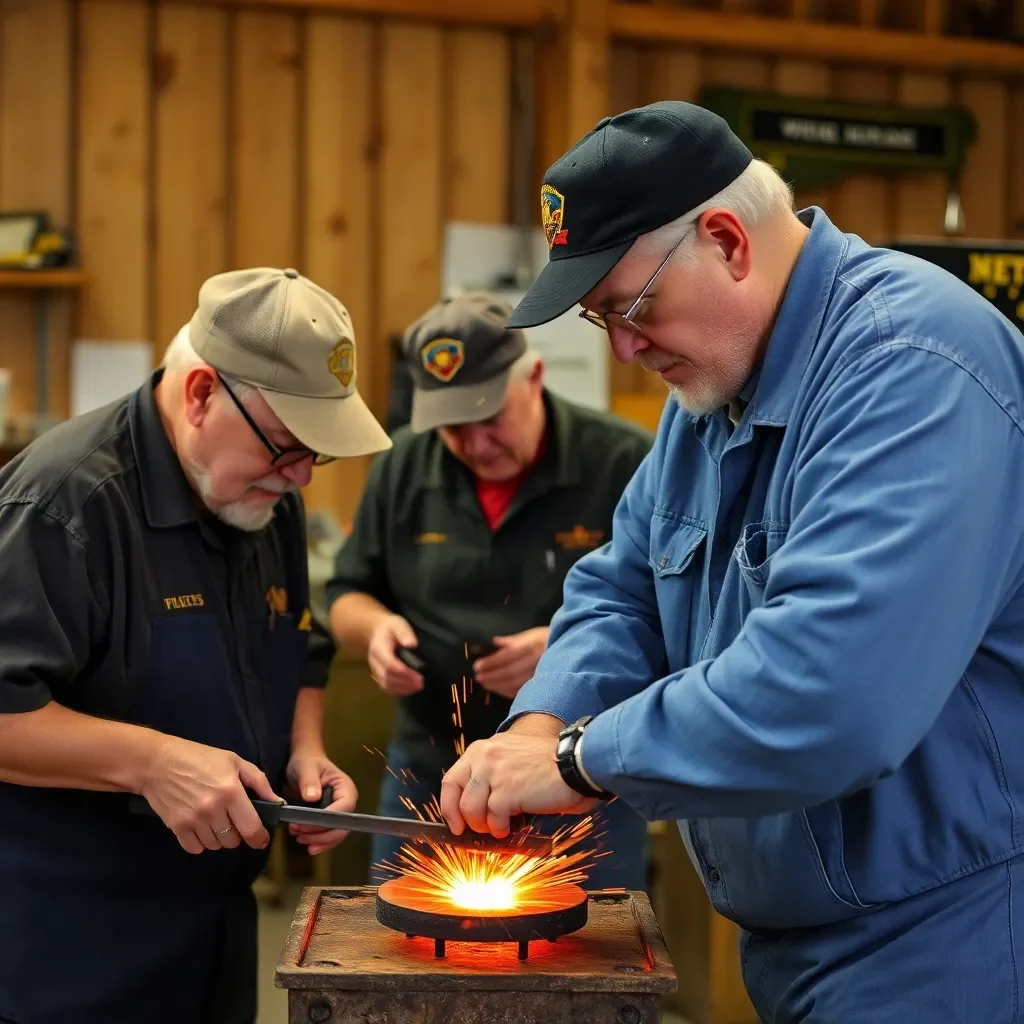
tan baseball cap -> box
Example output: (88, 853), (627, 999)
(188, 267), (391, 459)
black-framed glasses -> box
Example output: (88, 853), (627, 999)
(217, 374), (335, 467)
(579, 232), (688, 334)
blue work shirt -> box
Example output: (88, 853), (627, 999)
(509, 209), (1024, 943)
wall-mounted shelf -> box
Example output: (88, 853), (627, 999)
(0, 267), (87, 422)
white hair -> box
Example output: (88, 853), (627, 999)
(631, 158), (795, 266)
(161, 324), (258, 405)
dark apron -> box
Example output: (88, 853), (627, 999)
(0, 590), (304, 1023)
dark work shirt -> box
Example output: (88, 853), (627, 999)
(0, 370), (332, 1022)
(0, 369), (330, 728)
(325, 390), (653, 770)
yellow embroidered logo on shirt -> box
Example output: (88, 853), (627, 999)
(415, 531), (449, 544)
(163, 593), (204, 610)
(554, 525), (605, 551)
(297, 608), (313, 631)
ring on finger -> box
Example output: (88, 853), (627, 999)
(215, 825), (235, 837)
(466, 775), (481, 792)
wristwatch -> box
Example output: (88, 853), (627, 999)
(555, 716), (611, 799)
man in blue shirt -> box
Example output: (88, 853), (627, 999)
(438, 101), (1024, 1022)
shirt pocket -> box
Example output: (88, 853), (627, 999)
(734, 520), (790, 606)
(648, 513), (707, 669)
(649, 513), (707, 577)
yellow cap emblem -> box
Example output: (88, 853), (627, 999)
(328, 339), (355, 388)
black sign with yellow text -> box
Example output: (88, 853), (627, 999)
(888, 239), (1024, 333)
(700, 86), (977, 193)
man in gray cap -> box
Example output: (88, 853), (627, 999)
(0, 267), (390, 1024)
(326, 291), (654, 887)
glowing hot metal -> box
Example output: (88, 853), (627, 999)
(372, 653), (615, 957)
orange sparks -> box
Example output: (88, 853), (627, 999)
(371, 649), (607, 914)
(377, 796), (605, 913)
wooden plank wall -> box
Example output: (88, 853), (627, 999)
(606, 0), (1024, 400)
(1, 0), (1022, 521)
(0, 0), (512, 526)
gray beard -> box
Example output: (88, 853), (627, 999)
(183, 456), (292, 532)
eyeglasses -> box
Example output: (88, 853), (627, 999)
(217, 374), (336, 467)
(579, 233), (688, 334)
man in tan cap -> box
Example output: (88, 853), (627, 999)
(326, 291), (653, 891)
(0, 267), (389, 1024)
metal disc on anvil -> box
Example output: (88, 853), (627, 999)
(376, 876), (588, 945)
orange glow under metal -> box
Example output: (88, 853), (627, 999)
(376, 876), (590, 959)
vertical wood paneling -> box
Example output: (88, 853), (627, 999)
(893, 73), (951, 237)
(77, 0), (150, 340)
(830, 68), (893, 242)
(533, 32), (568, 179)
(773, 60), (833, 211)
(301, 14), (377, 523)
(444, 28), (511, 225)
(610, 44), (643, 115)
(643, 46), (702, 105)
(231, 10), (300, 268)
(608, 45), (643, 395)
(701, 52), (772, 92)
(567, 0), (610, 145)
(957, 78), (1009, 239)
(153, 4), (228, 359)
(1011, 86), (1024, 239)
(377, 22), (443, 424)
(0, 0), (72, 419)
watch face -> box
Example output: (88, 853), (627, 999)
(556, 733), (575, 758)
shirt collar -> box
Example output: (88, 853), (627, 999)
(130, 368), (202, 529)
(424, 389), (582, 491)
(747, 207), (849, 427)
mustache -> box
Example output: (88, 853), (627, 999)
(246, 476), (299, 494)
(636, 350), (683, 373)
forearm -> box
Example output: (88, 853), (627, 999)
(328, 592), (392, 657)
(0, 702), (162, 793)
(291, 686), (326, 757)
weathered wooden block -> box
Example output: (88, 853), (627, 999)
(276, 886), (678, 1024)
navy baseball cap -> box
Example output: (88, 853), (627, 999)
(508, 101), (753, 329)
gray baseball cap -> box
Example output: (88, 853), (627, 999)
(188, 266), (391, 459)
(403, 292), (529, 433)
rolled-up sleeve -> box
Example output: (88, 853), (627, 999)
(0, 501), (104, 713)
(581, 343), (1024, 820)
(504, 428), (669, 729)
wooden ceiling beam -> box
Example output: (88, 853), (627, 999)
(609, 3), (1024, 76)
(109, 0), (559, 30)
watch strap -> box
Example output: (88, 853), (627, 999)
(556, 716), (611, 799)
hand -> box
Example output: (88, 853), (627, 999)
(139, 734), (283, 855)
(472, 627), (550, 700)
(439, 715), (595, 837)
(367, 614), (423, 696)
(285, 752), (359, 857)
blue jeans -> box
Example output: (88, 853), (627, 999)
(368, 744), (651, 891)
